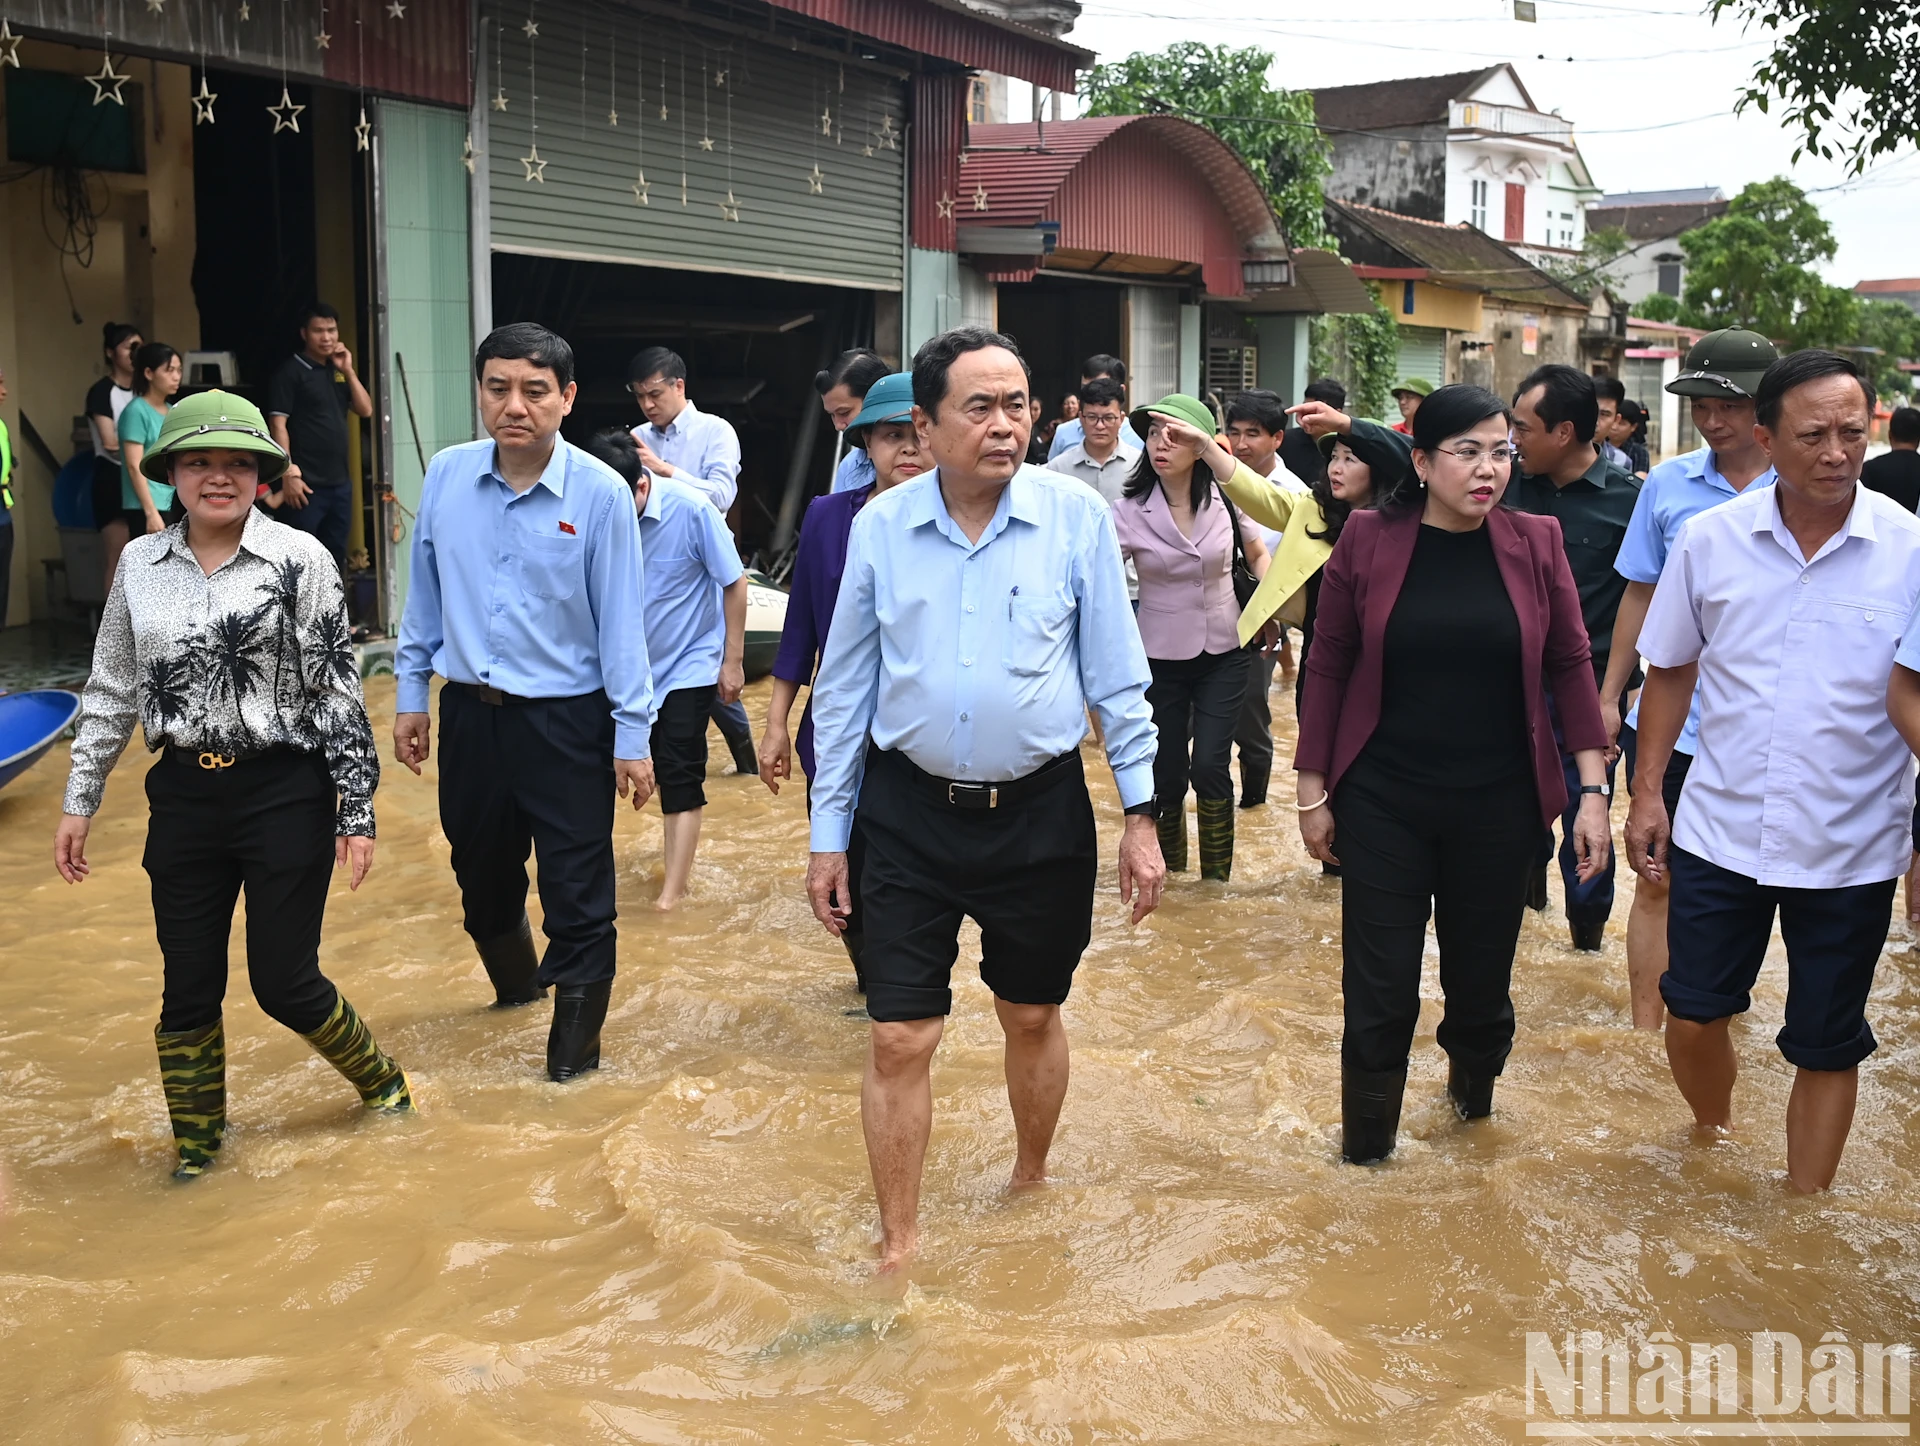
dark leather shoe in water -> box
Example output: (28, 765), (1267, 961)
(1448, 1059), (1495, 1120)
(547, 980), (613, 1082)
(1341, 1064), (1407, 1165)
(1526, 865), (1550, 913)
(476, 915), (546, 1007)
(1570, 920), (1605, 952)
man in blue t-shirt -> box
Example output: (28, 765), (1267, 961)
(1599, 328), (1778, 1029)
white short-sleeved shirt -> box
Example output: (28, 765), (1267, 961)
(1639, 483), (1920, 889)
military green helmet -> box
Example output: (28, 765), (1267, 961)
(1390, 377), (1434, 399)
(1667, 328), (1779, 401)
(140, 390), (290, 484)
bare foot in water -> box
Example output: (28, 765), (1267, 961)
(876, 1232), (918, 1276)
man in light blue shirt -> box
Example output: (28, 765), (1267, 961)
(628, 344), (757, 775)
(586, 428), (748, 914)
(817, 347), (890, 495)
(1045, 352), (1143, 461)
(394, 323), (654, 1083)
(805, 327), (1164, 1274)
(1598, 326), (1778, 1030)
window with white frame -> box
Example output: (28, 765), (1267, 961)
(1470, 179), (1489, 232)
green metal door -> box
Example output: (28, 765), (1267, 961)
(374, 98), (474, 626)
(480, 0), (905, 289)
(1395, 325), (1447, 389)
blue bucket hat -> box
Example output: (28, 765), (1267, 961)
(849, 372), (914, 431)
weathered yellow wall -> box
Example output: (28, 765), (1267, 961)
(1394, 280), (1482, 335)
(0, 45), (197, 624)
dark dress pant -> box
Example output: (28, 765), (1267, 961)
(1148, 648), (1249, 810)
(146, 749), (342, 1034)
(1334, 758), (1540, 1077)
(438, 684), (618, 986)
(282, 482), (351, 569)
(1232, 649), (1276, 790)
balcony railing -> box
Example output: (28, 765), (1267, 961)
(1451, 101), (1574, 143)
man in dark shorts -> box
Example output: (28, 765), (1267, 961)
(805, 326), (1165, 1274)
(584, 428), (747, 912)
(1627, 349), (1920, 1194)
(267, 303), (373, 569)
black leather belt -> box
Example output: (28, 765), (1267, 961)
(457, 682), (525, 706)
(880, 747), (1080, 811)
(165, 745), (284, 771)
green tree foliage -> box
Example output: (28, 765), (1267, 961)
(1855, 299), (1920, 401)
(1310, 285), (1402, 423)
(1670, 177), (1862, 350)
(1709, 0), (1920, 172)
(1537, 225), (1633, 293)
(1082, 42), (1331, 248)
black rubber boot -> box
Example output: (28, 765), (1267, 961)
(547, 980), (613, 1082)
(1526, 864), (1550, 913)
(475, 915), (546, 1007)
(1569, 920), (1605, 953)
(1447, 1059), (1496, 1121)
(724, 727), (759, 776)
(1341, 1064), (1407, 1165)
(1238, 762), (1270, 809)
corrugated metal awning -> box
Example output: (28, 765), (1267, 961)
(761, 0), (1089, 92)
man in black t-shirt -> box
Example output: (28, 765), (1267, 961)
(266, 302), (373, 567)
(1863, 406), (1920, 514)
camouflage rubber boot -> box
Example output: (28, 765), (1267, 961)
(302, 994), (414, 1112)
(1197, 796), (1235, 883)
(155, 1019), (226, 1181)
(1156, 804), (1188, 873)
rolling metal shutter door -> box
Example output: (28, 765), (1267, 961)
(482, 0), (905, 288)
(1395, 325), (1447, 389)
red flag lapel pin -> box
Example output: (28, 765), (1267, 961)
(558, 520), (577, 535)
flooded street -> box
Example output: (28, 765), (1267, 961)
(4, 675), (1919, 1442)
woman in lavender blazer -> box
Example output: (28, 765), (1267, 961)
(760, 372), (924, 989)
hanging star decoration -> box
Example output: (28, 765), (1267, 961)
(876, 113), (897, 150)
(863, 144), (873, 158)
(191, 74), (217, 123)
(521, 143), (546, 182)
(698, 134), (713, 152)
(237, 0), (249, 18)
(659, 101), (668, 121)
(972, 184), (990, 211)
(520, 16), (536, 37)
(713, 68), (725, 87)
(384, 0), (404, 17)
(719, 189), (740, 223)
(935, 192), (954, 220)
(0, 21), (23, 69)
(354, 108), (371, 150)
(606, 106), (618, 126)
(806, 164), (823, 195)
(631, 171), (649, 205)
(490, 88), (508, 111)
(462, 131), (476, 173)
(819, 107), (832, 136)
(144, 0), (166, 15)
(315, 29), (330, 48)
(268, 84), (305, 133)
(87, 54), (131, 106)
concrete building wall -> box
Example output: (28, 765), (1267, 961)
(1322, 123), (1449, 222)
(1, 44), (198, 625)
(1454, 301), (1584, 399)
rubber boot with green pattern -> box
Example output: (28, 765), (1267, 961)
(1156, 804), (1188, 873)
(301, 994), (414, 1112)
(1197, 796), (1235, 882)
(156, 1019), (226, 1181)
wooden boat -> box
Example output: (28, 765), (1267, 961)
(0, 690), (82, 792)
(744, 572), (788, 681)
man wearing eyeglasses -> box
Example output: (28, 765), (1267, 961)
(1048, 377), (1141, 599)
(1509, 364), (1640, 953)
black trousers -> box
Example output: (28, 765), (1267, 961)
(1334, 758), (1540, 1076)
(281, 481), (351, 569)
(438, 684), (618, 986)
(1232, 649), (1276, 787)
(146, 749), (342, 1034)
(1148, 648), (1249, 812)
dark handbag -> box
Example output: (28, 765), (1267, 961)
(1216, 479), (1261, 611)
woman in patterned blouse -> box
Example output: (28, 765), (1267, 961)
(53, 391), (412, 1181)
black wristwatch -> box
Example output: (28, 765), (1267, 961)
(1123, 799), (1158, 817)
(1579, 784), (1611, 799)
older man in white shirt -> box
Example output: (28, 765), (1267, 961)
(1626, 350), (1920, 1194)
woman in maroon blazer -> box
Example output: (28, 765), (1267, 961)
(1293, 384), (1611, 1165)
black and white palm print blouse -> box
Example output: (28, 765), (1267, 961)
(63, 510), (380, 835)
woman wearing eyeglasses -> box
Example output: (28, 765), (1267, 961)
(1293, 384), (1610, 1165)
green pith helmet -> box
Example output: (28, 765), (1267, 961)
(140, 390), (290, 484)
(1667, 328), (1779, 401)
(1390, 377), (1434, 399)
(1129, 392), (1220, 442)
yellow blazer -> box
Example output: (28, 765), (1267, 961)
(1219, 462), (1335, 646)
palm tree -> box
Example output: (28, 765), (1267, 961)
(195, 605), (272, 723)
(256, 555), (306, 711)
(143, 653), (193, 731)
(305, 604), (358, 695)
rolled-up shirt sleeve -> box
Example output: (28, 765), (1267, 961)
(589, 485), (655, 758)
(807, 514), (883, 852)
(1075, 502), (1157, 808)
(1637, 528), (1706, 669)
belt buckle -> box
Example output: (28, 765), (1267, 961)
(197, 752), (235, 770)
(944, 781), (999, 809)
(474, 684), (505, 706)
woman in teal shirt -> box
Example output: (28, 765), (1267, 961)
(119, 342), (182, 536)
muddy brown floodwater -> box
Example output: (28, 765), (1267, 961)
(3, 676), (1919, 1442)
